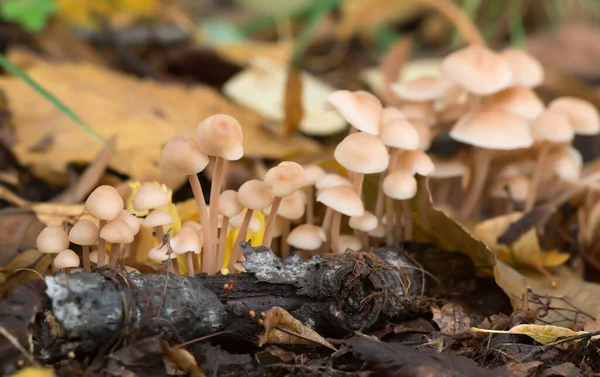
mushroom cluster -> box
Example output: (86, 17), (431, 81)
(33, 43), (599, 276)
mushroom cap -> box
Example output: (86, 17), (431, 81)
(450, 107), (533, 150)
(159, 134), (209, 177)
(37, 226), (69, 254)
(133, 182), (170, 211)
(379, 116), (420, 150)
(195, 114), (244, 160)
(148, 244), (175, 261)
(264, 161), (305, 197)
(85, 185), (124, 221)
(142, 209), (173, 228)
(336, 235), (362, 254)
(430, 158), (466, 179)
(287, 224), (326, 250)
(229, 211), (261, 233)
(531, 109), (574, 143)
(490, 176), (530, 202)
(100, 219), (135, 244)
(391, 76), (456, 102)
(325, 90), (382, 135)
(182, 221), (202, 232)
(264, 190), (305, 220)
(69, 220), (99, 246)
(487, 87), (545, 120)
(334, 132), (389, 174)
(302, 164), (326, 187)
(349, 210), (379, 232)
(395, 150), (435, 176)
(552, 146), (582, 182)
(317, 185), (364, 217)
(381, 107), (405, 124)
(53, 249), (80, 269)
(442, 44), (512, 95)
(500, 48), (544, 88)
(398, 101), (436, 125)
(89, 250), (98, 264)
(368, 223), (385, 238)
(171, 226), (202, 255)
(219, 190), (244, 218)
(383, 170), (418, 200)
(549, 97), (600, 135)
(315, 174), (352, 191)
(117, 210), (141, 235)
(237, 180), (274, 210)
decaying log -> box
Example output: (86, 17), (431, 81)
(44, 243), (469, 342)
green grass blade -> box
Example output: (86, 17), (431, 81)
(290, 0), (341, 65)
(0, 53), (103, 140)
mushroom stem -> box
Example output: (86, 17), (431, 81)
(330, 211), (342, 253)
(386, 196), (395, 246)
(97, 220), (107, 267)
(375, 171), (387, 218)
(82, 245), (91, 272)
(169, 259), (178, 274)
(187, 174), (214, 274)
(524, 143), (551, 212)
(461, 147), (493, 218)
(228, 209), (254, 271)
(154, 226), (164, 245)
(186, 252), (195, 276)
(319, 207), (333, 255)
(262, 196), (283, 247)
(306, 186), (315, 225)
(217, 216), (230, 271)
(402, 200), (413, 241)
(353, 173), (365, 197)
(280, 218), (291, 260)
(208, 157), (228, 270)
(108, 243), (122, 268)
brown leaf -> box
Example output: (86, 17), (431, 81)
(506, 361), (542, 377)
(538, 362), (582, 377)
(106, 336), (165, 376)
(162, 341), (205, 377)
(258, 306), (336, 351)
(281, 67), (303, 137)
(0, 209), (45, 267)
(431, 302), (472, 337)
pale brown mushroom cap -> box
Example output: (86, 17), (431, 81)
(229, 211), (261, 233)
(490, 176), (530, 202)
(237, 180), (274, 210)
(500, 48), (544, 88)
(149, 244), (175, 261)
(442, 45), (512, 95)
(325, 90), (382, 135)
(171, 226), (202, 255)
(37, 226), (69, 254)
(142, 209), (173, 228)
(117, 210), (141, 235)
(395, 150), (435, 176)
(398, 102), (436, 125)
(85, 185), (124, 221)
(89, 251), (98, 264)
(368, 223), (385, 238)
(487, 87), (545, 120)
(53, 249), (80, 269)
(450, 107), (533, 150)
(381, 107), (405, 124)
(195, 114), (244, 160)
(549, 97), (600, 135)
(335, 132), (389, 174)
(391, 76), (456, 102)
(349, 211), (378, 232)
(159, 134), (209, 177)
(379, 116), (420, 150)
(264, 190), (305, 220)
(100, 219), (134, 244)
(409, 118), (432, 151)
(336, 235), (362, 254)
(182, 221), (202, 232)
(264, 161), (305, 197)
(219, 190), (244, 218)
(133, 182), (170, 211)
(430, 158), (466, 179)
(552, 146), (582, 182)
(302, 164), (326, 187)
(383, 170), (418, 200)
(69, 220), (99, 246)
(531, 109), (574, 143)
(316, 185), (364, 217)
(287, 224), (326, 250)
(315, 174), (352, 191)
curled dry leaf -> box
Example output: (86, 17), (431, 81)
(431, 302), (472, 337)
(162, 341), (205, 377)
(257, 306), (336, 351)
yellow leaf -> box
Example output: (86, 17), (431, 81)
(472, 324), (585, 347)
(56, 0), (159, 28)
(10, 367), (55, 377)
(0, 53), (320, 186)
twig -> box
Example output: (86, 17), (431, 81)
(0, 326), (37, 366)
(542, 329), (600, 349)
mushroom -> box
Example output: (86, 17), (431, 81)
(449, 106), (533, 217)
(85, 185), (124, 267)
(391, 76), (457, 103)
(549, 97), (600, 136)
(428, 156), (466, 207)
(37, 225), (69, 273)
(315, 173), (352, 234)
(349, 210), (379, 248)
(100, 219), (134, 268)
(116, 210), (142, 263)
(142, 209), (173, 244)
(159, 134), (213, 273)
(485, 87), (545, 120)
(264, 190), (306, 259)
(287, 224), (326, 254)
(195, 114), (244, 273)
(490, 175), (530, 213)
(301, 164), (326, 225)
(132, 182), (170, 213)
(336, 235), (362, 254)
(53, 249), (80, 273)
(316, 185), (364, 253)
(68, 219), (98, 272)
(325, 90), (383, 135)
(383, 169), (417, 245)
(228, 180), (274, 271)
(262, 162), (304, 248)
(217, 190), (243, 270)
(500, 48), (544, 88)
(148, 243), (178, 274)
(170, 225), (202, 276)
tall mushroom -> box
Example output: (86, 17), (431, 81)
(262, 162), (304, 248)
(142, 209), (173, 244)
(264, 190), (306, 259)
(383, 170), (417, 244)
(170, 226), (202, 276)
(159, 134), (213, 273)
(100, 219), (134, 268)
(85, 185), (123, 267)
(133, 182), (170, 214)
(301, 164), (325, 225)
(68, 219), (98, 272)
(217, 190), (243, 270)
(195, 114), (244, 273)
(316, 185), (364, 253)
(325, 90), (382, 135)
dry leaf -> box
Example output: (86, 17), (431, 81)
(506, 361), (543, 377)
(0, 53), (319, 185)
(282, 67), (303, 137)
(473, 212), (569, 268)
(215, 41), (292, 67)
(431, 302), (472, 337)
(472, 324), (585, 347)
(258, 306), (336, 351)
(495, 260), (600, 327)
(162, 341), (205, 377)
